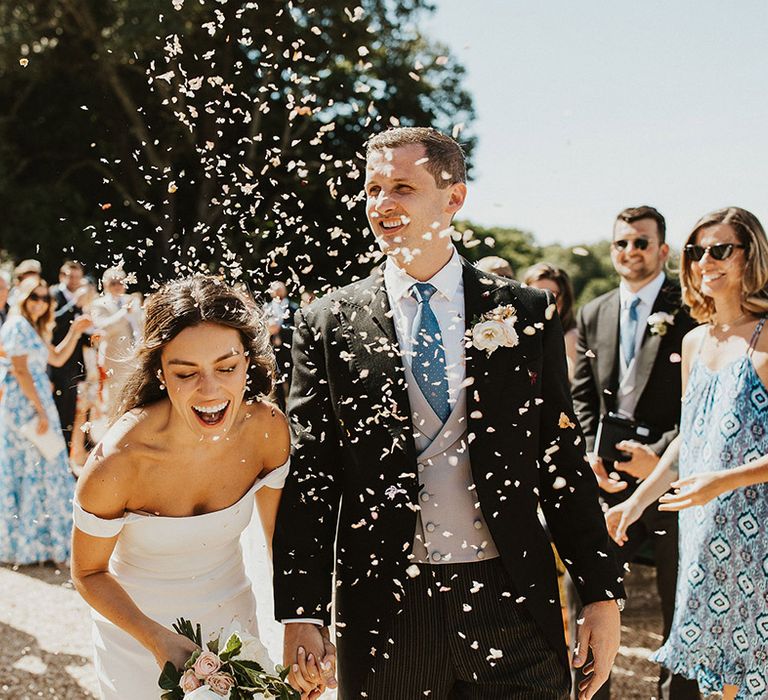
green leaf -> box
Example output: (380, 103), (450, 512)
(158, 661), (182, 691)
(184, 648), (202, 670)
(218, 633), (243, 662)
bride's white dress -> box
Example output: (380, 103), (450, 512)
(72, 462), (289, 699)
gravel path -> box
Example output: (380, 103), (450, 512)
(1, 515), (668, 699)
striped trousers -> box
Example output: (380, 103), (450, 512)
(357, 558), (569, 699)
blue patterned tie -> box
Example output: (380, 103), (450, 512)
(410, 283), (450, 423)
(620, 297), (641, 365)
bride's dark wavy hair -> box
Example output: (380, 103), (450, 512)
(112, 275), (274, 421)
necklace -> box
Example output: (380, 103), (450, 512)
(712, 312), (753, 330)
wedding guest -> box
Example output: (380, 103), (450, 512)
(50, 260), (88, 449)
(8, 259), (42, 307)
(264, 281), (298, 329)
(267, 315), (292, 412)
(570, 205), (699, 699)
(607, 207), (768, 700)
(70, 276), (314, 699)
(523, 262), (578, 378)
(69, 279), (103, 472)
(90, 267), (141, 406)
(476, 254), (514, 278)
(0, 277), (91, 564)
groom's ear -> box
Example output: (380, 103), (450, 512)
(445, 182), (467, 215)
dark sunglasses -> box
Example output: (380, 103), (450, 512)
(683, 243), (745, 262)
(612, 237), (650, 251)
(28, 292), (51, 303)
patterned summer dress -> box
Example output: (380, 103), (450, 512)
(651, 318), (768, 697)
(0, 315), (74, 563)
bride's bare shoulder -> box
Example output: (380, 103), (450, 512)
(75, 402), (169, 515)
(239, 399), (290, 471)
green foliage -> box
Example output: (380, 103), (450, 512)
(0, 0), (475, 290)
(454, 219), (621, 309)
(158, 662), (183, 698)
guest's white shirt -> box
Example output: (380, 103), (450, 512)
(618, 271), (665, 379)
(383, 247), (466, 408)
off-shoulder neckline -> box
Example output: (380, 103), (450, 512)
(76, 459), (289, 522)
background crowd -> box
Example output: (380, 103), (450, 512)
(1, 203), (767, 699)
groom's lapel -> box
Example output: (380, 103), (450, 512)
(461, 259), (525, 427)
(337, 267), (415, 458)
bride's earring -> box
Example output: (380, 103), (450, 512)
(156, 370), (166, 391)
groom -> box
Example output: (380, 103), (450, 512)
(274, 127), (625, 699)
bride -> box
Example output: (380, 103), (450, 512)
(71, 276), (326, 699)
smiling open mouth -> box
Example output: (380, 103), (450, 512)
(192, 400), (230, 426)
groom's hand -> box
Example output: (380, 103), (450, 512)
(572, 600), (620, 700)
(284, 623), (335, 699)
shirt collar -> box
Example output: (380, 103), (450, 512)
(619, 270), (665, 308)
(384, 247), (463, 302)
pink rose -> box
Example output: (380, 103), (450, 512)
(206, 671), (235, 696)
(192, 650), (222, 678)
(180, 669), (202, 693)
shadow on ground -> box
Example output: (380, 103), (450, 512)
(2, 562), (72, 586)
(0, 621), (95, 699)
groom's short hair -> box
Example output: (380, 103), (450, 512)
(366, 127), (466, 188)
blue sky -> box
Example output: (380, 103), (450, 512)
(426, 1), (768, 247)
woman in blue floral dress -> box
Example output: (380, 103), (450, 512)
(607, 207), (768, 699)
(0, 277), (91, 564)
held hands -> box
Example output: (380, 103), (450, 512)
(604, 498), (643, 546)
(284, 623), (337, 699)
(572, 600), (621, 700)
(587, 453), (628, 494)
(658, 472), (729, 511)
(614, 441), (659, 481)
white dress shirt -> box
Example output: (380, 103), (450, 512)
(616, 271), (665, 416)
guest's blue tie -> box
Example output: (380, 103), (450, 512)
(620, 297), (641, 365)
(410, 283), (450, 423)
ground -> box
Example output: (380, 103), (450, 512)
(0, 520), (674, 699)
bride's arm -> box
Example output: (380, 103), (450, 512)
(71, 445), (198, 670)
(254, 404), (291, 560)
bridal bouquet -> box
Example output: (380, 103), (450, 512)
(158, 618), (299, 699)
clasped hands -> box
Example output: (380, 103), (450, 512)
(588, 441), (659, 494)
(284, 623), (337, 699)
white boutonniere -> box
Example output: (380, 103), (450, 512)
(647, 311), (676, 336)
(470, 304), (519, 355)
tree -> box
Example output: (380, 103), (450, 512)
(453, 220), (622, 309)
(0, 0), (475, 292)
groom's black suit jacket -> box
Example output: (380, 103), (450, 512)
(274, 259), (624, 696)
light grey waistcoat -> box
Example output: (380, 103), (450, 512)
(403, 361), (500, 564)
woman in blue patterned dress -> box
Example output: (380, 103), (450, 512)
(0, 277), (91, 564)
(606, 207), (768, 699)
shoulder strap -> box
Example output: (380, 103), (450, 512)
(747, 317), (766, 356)
(696, 326), (709, 357)
(72, 499), (126, 538)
